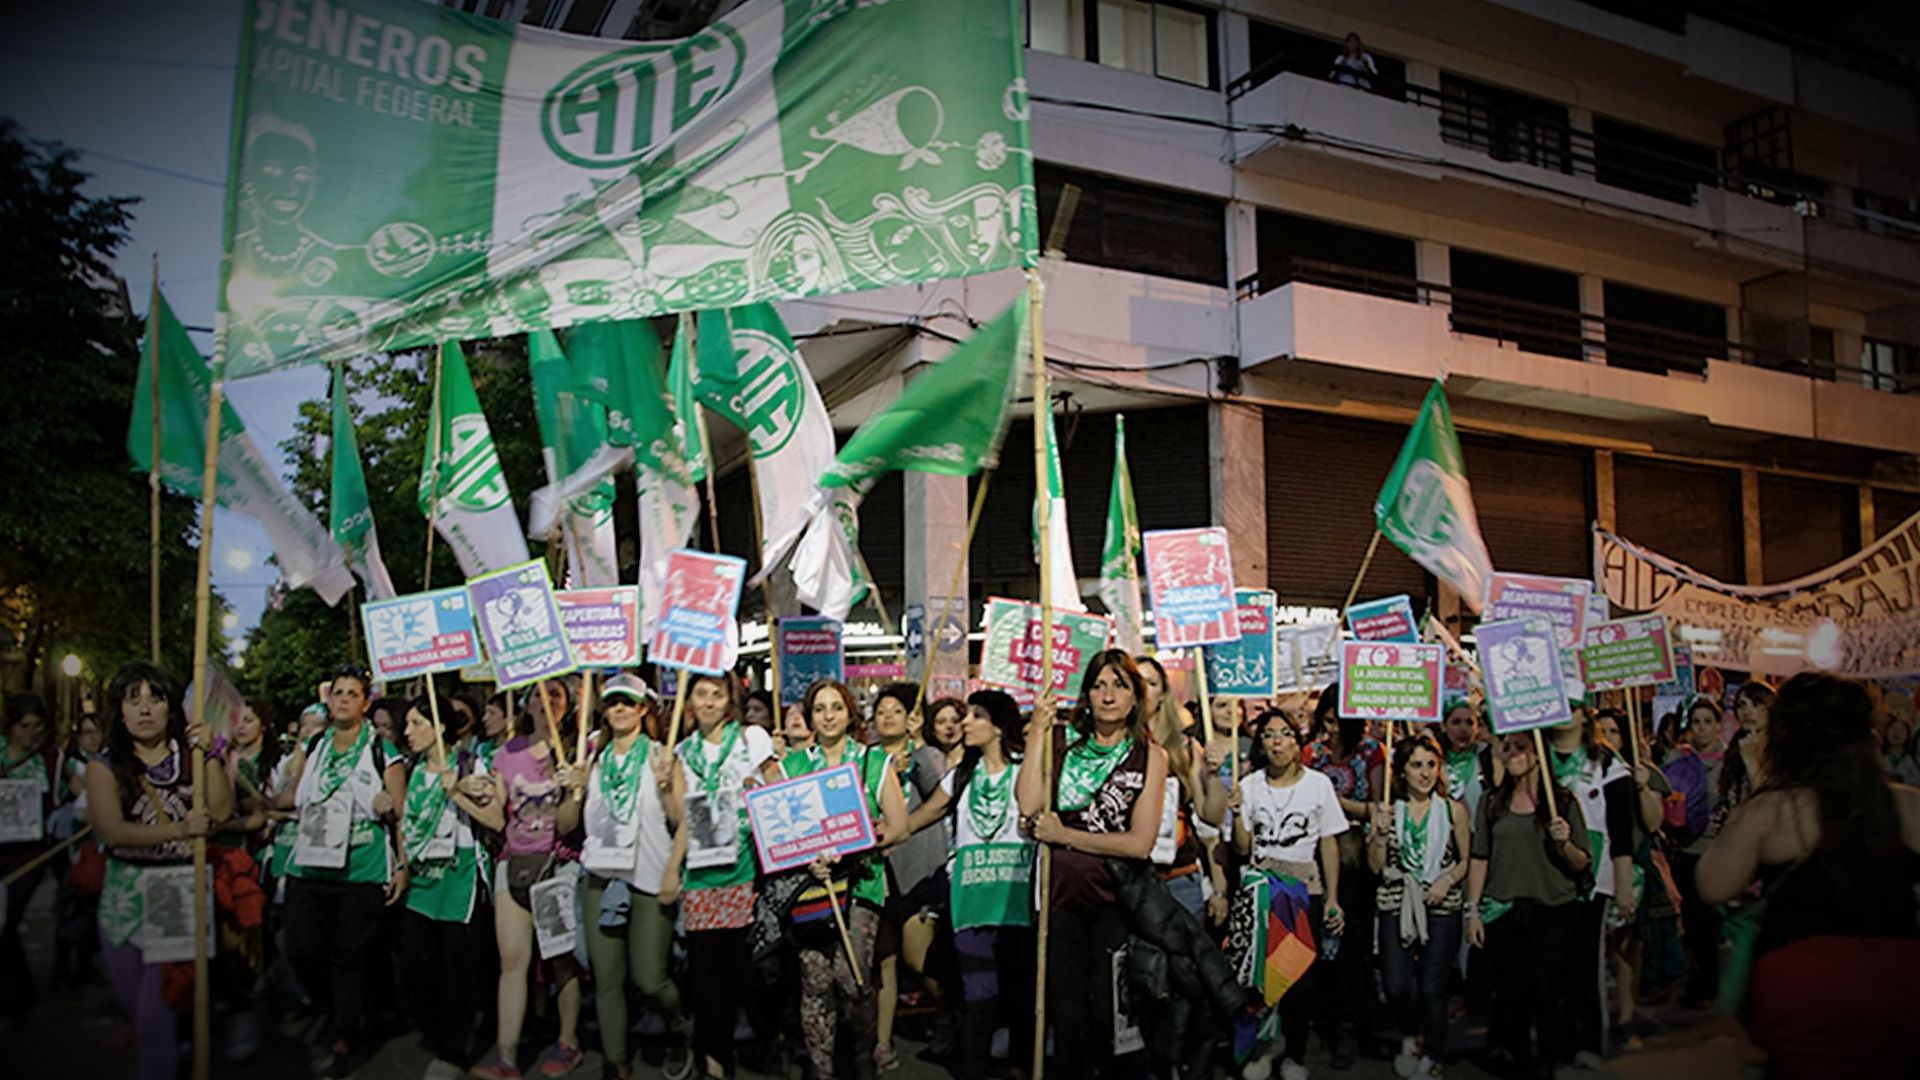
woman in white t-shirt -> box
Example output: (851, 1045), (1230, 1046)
(905, 689), (1034, 1080)
(579, 675), (691, 1080)
(1230, 710), (1349, 1080)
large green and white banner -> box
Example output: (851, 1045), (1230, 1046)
(219, 0), (1037, 376)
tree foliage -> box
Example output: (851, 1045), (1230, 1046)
(0, 120), (206, 695)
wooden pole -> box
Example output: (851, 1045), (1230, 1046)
(858, 553), (905, 666)
(1323, 529), (1384, 662)
(1028, 271), (1055, 1080)
(185, 361), (224, 1080)
(0, 825), (92, 888)
(825, 880), (865, 988)
(696, 405), (722, 554)
(912, 469), (995, 716)
(421, 349), (448, 764)
(1626, 691), (1643, 767)
(1194, 647), (1217, 747)
(664, 680), (690, 748)
(148, 258), (162, 665)
(1531, 727), (1559, 818)
(539, 681), (569, 766)
(576, 670), (594, 765)
(745, 458), (780, 707)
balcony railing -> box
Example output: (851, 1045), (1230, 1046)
(1227, 59), (1920, 244)
(1236, 257), (1912, 392)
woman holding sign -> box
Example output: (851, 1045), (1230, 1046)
(398, 694), (498, 1071)
(274, 665), (408, 1079)
(85, 662), (231, 1080)
(668, 672), (779, 1080)
(469, 684), (589, 1080)
(1464, 732), (1589, 1078)
(1016, 649), (1168, 1078)
(579, 675), (693, 1080)
(1366, 735), (1470, 1079)
(904, 689), (1033, 1080)
(780, 679), (908, 1080)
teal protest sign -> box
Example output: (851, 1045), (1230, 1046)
(217, 0), (1036, 375)
(1203, 590), (1277, 696)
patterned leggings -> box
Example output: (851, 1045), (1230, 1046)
(798, 903), (879, 1080)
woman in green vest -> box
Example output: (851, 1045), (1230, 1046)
(780, 679), (907, 1080)
(274, 665), (409, 1080)
(398, 694), (499, 1073)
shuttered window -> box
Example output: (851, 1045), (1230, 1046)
(1759, 475), (1857, 582)
(1613, 457), (1742, 581)
(1875, 488), (1920, 541)
(1461, 435), (1593, 578)
(1264, 409), (1429, 608)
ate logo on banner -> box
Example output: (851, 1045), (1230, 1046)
(724, 329), (804, 457)
(442, 415), (510, 512)
(542, 28), (747, 168)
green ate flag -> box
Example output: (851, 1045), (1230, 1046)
(1374, 380), (1495, 611)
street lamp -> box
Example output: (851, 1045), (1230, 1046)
(59, 653), (82, 745)
(61, 653), (81, 678)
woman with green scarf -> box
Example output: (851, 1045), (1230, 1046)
(1016, 649), (1168, 1078)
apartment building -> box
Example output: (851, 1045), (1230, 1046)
(457, 0), (1920, 650)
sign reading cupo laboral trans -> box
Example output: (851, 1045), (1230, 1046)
(361, 586), (482, 681)
(217, 0), (1036, 375)
(467, 561), (576, 690)
(1338, 641), (1445, 722)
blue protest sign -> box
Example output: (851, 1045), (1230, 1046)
(362, 587), (482, 682)
(777, 617), (844, 708)
(1203, 589), (1277, 696)
(1347, 594), (1418, 642)
(745, 762), (878, 875)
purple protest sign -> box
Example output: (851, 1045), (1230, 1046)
(467, 561), (577, 690)
(1477, 617), (1573, 735)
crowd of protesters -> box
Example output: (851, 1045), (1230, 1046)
(0, 652), (1915, 1080)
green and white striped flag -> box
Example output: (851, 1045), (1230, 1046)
(215, 0), (1036, 376)
(527, 329), (619, 585)
(1100, 414), (1143, 653)
(1034, 407), (1082, 612)
(1376, 379), (1494, 612)
(128, 287), (353, 604)
(419, 342), (529, 577)
(328, 365), (396, 599)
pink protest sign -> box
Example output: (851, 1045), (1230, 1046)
(556, 586), (641, 666)
(647, 550), (746, 675)
(1142, 527), (1239, 648)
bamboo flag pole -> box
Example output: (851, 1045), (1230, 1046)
(576, 670), (594, 765)
(825, 880), (865, 988)
(664, 680), (690, 748)
(857, 552), (905, 665)
(1531, 727), (1560, 819)
(1194, 647), (1217, 748)
(1626, 691), (1643, 770)
(185, 357), (224, 1080)
(1028, 269), (1056, 1080)
(148, 257), (163, 665)
(912, 468), (995, 717)
(421, 349), (449, 764)
(1323, 529), (1384, 663)
(0, 825), (92, 888)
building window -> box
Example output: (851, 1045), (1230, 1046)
(1027, 0), (1217, 88)
(1250, 209), (1416, 301)
(1037, 163), (1227, 286)
(1440, 74), (1572, 175)
(1241, 21), (1406, 98)
(1603, 283), (1727, 375)
(1591, 117), (1719, 206)
(1448, 250), (1582, 360)
(1861, 338), (1919, 393)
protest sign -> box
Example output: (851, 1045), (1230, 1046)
(362, 587), (482, 682)
(745, 762), (878, 875)
(1275, 623), (1341, 692)
(1581, 615), (1675, 691)
(1142, 527), (1239, 648)
(467, 561), (576, 690)
(555, 586), (641, 666)
(648, 550), (747, 674)
(1486, 574), (1591, 650)
(778, 617), (845, 707)
(1347, 595), (1418, 642)
(1204, 590), (1277, 696)
(1338, 641), (1445, 721)
(979, 598), (1113, 703)
(184, 661), (248, 739)
(846, 662), (906, 681)
(1476, 618), (1573, 735)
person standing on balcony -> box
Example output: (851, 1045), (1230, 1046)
(1330, 33), (1378, 92)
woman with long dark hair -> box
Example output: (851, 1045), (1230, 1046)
(1697, 674), (1920, 1078)
(1464, 732), (1589, 1077)
(0, 691), (62, 1022)
(780, 679), (907, 1080)
(667, 671), (780, 1080)
(904, 689), (1033, 1080)
(1230, 708), (1349, 1080)
(86, 662), (232, 1080)
(1015, 649), (1169, 1077)
(868, 682), (948, 1072)
(1367, 734), (1470, 1078)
